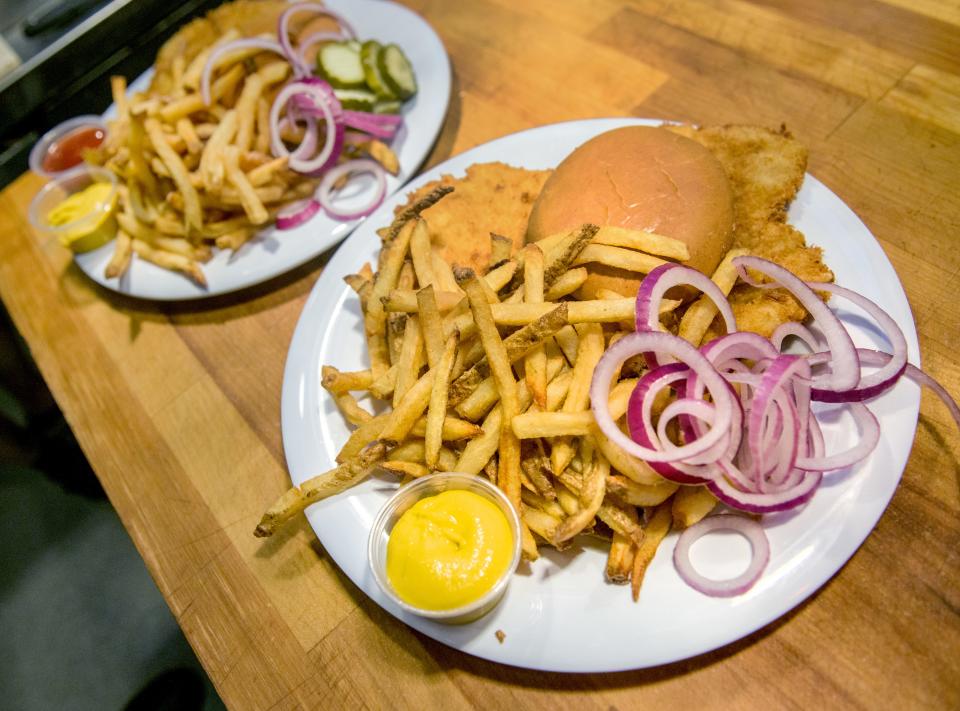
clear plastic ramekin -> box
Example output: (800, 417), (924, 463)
(29, 115), (108, 179)
(28, 165), (118, 249)
(368, 472), (522, 625)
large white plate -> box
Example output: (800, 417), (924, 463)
(280, 118), (921, 672)
(76, 0), (451, 301)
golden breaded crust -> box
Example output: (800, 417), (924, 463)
(396, 162), (552, 271)
(669, 124), (833, 338)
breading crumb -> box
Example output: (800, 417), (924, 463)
(495, 629), (506, 644)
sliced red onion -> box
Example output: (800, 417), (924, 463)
(597, 257), (957, 525)
(200, 37), (285, 106)
(269, 81), (344, 175)
(806, 282), (908, 403)
(278, 3), (357, 77)
(592, 332), (737, 464)
(673, 515), (770, 597)
(857, 350), (960, 430)
(316, 158), (388, 221)
(733, 256), (860, 392)
(276, 198), (321, 230)
(341, 110), (404, 140)
(708, 467), (823, 514)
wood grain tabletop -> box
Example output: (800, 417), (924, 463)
(1, 0), (958, 708)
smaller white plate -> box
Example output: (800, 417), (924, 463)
(76, 0), (451, 301)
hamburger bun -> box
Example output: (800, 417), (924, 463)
(526, 125), (735, 299)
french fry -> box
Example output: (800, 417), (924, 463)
(672, 486), (719, 529)
(523, 507), (566, 549)
(409, 416), (482, 441)
(574, 244), (669, 275)
(425, 330), (459, 468)
(380, 460), (430, 479)
(489, 298), (634, 326)
(321, 366), (374, 394)
(552, 452), (609, 545)
(175, 117), (203, 154)
(606, 474), (678, 507)
(131, 238), (206, 286)
(513, 411), (595, 438)
(520, 452), (556, 500)
(223, 145), (269, 225)
(523, 244), (548, 409)
(380, 368), (437, 443)
(606, 532), (636, 584)
(388, 261), (415, 365)
(416, 285), (445, 369)
(367, 219), (416, 378)
(333, 391), (373, 426)
(593, 225), (691, 260)
(104, 229), (133, 279)
(393, 314), (424, 407)
(408, 218), (437, 288)
(160, 64), (245, 123)
(632, 502), (672, 601)
(431, 251), (461, 294)
(455, 405), (502, 476)
(247, 156), (289, 187)
(678, 247), (750, 346)
(552, 323), (604, 474)
(598, 498), (644, 547)
(254, 441), (389, 537)
(459, 271), (523, 514)
(544, 267), (588, 301)
(489, 233), (513, 269)
(448, 304), (569, 405)
(144, 118), (202, 231)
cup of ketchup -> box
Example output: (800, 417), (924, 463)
(29, 116), (108, 178)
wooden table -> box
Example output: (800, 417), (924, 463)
(2, 1), (958, 708)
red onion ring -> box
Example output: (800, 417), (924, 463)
(673, 515), (771, 597)
(592, 257), (959, 520)
(269, 81), (344, 175)
(277, 3), (357, 77)
(276, 198), (321, 230)
(316, 158), (388, 221)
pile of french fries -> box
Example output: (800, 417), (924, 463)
(256, 186), (749, 601)
(92, 29), (398, 286)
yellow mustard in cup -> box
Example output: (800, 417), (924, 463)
(46, 181), (118, 253)
(386, 489), (514, 611)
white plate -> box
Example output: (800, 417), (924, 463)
(280, 118), (921, 672)
(76, 0), (451, 301)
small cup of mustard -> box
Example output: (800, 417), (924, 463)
(28, 165), (118, 253)
(368, 472), (522, 625)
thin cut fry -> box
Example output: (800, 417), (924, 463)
(425, 330), (459, 468)
(632, 502), (673, 601)
(593, 225), (691, 260)
(255, 441), (389, 537)
(523, 244), (548, 409)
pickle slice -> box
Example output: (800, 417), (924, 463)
(377, 44), (417, 100)
(373, 100), (402, 115)
(360, 40), (397, 100)
(334, 88), (377, 112)
(317, 42), (365, 89)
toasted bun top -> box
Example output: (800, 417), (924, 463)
(526, 126), (735, 297)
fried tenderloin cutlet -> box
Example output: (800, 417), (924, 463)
(668, 124), (834, 338)
(392, 126), (831, 340)
(395, 162), (552, 271)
